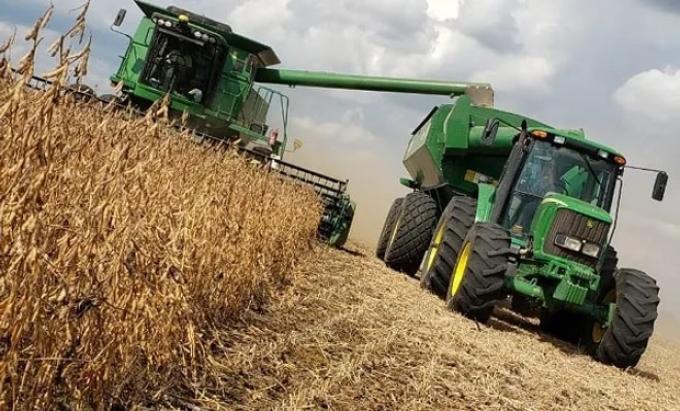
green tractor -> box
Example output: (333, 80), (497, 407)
(376, 95), (668, 368)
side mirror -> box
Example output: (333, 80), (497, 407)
(481, 118), (500, 146)
(652, 171), (668, 201)
(113, 9), (127, 27)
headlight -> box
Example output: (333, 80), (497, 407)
(582, 243), (601, 258)
(554, 234), (582, 252)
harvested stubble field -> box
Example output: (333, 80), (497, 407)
(204, 244), (680, 411)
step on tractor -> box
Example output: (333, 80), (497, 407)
(376, 95), (669, 368)
(94, 1), (493, 248)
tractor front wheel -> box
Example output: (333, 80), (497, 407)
(591, 269), (659, 368)
(446, 223), (511, 323)
(384, 192), (437, 276)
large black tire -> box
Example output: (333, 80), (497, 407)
(376, 198), (404, 261)
(420, 196), (476, 298)
(384, 192), (438, 276)
(445, 223), (511, 323)
(593, 269), (659, 368)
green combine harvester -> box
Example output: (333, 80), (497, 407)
(73, 1), (666, 368)
(91, 1), (492, 248)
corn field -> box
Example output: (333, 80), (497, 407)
(0, 8), (321, 409)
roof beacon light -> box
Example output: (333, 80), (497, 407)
(614, 155), (627, 166)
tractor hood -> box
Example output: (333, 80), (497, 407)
(536, 193), (612, 226)
(531, 193), (612, 268)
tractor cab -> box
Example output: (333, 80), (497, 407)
(497, 129), (622, 238)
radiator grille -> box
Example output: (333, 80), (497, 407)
(543, 209), (610, 268)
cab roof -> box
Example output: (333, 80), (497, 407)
(531, 127), (623, 158)
(134, 0), (281, 66)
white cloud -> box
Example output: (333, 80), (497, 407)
(427, 0), (461, 21)
(614, 67), (680, 123)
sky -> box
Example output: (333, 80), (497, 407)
(0, 0), (679, 319)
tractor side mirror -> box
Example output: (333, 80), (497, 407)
(113, 9), (127, 27)
(652, 171), (668, 201)
(481, 118), (500, 146)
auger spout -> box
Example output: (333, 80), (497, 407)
(255, 68), (495, 106)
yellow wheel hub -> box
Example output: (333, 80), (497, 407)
(426, 224), (446, 272)
(450, 241), (472, 297)
(592, 289), (617, 344)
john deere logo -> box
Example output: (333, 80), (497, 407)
(586, 220), (595, 229)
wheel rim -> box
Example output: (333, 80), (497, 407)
(592, 289), (617, 344)
(425, 223), (446, 272)
(450, 241), (472, 297)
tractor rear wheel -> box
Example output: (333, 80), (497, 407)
(376, 198), (403, 261)
(384, 192), (437, 276)
(591, 269), (659, 368)
(419, 196), (476, 298)
(446, 223), (511, 323)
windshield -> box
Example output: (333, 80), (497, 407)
(142, 31), (221, 102)
(501, 140), (618, 232)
